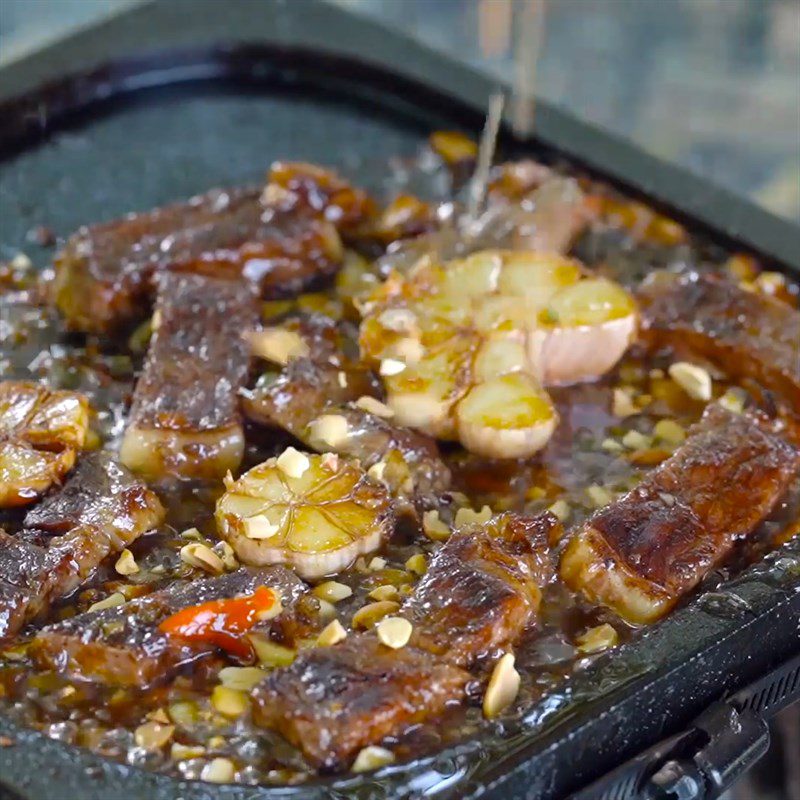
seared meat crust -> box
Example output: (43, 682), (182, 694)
(0, 453), (164, 641)
(406, 513), (556, 664)
(561, 405), (800, 624)
(253, 635), (468, 770)
(53, 163), (373, 333)
(640, 272), (800, 410)
(252, 513), (558, 768)
(31, 566), (306, 687)
(119, 271), (258, 479)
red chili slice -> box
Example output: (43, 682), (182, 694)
(158, 585), (278, 660)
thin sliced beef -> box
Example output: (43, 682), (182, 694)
(0, 530), (66, 641)
(25, 451), (165, 538)
(376, 173), (589, 278)
(243, 360), (450, 506)
(31, 566), (308, 687)
(253, 635), (468, 770)
(405, 513), (556, 664)
(119, 271), (259, 479)
(561, 405), (800, 624)
(639, 271), (800, 410)
(242, 358), (379, 436)
(52, 163), (373, 334)
(252, 512), (558, 768)
(0, 453), (164, 641)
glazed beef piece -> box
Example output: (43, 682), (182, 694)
(252, 513), (558, 768)
(0, 530), (65, 641)
(0, 453), (164, 641)
(561, 405), (800, 624)
(119, 271), (259, 479)
(242, 357), (379, 437)
(243, 359), (450, 506)
(31, 566), (307, 687)
(639, 271), (800, 410)
(0, 381), (89, 508)
(375, 171), (589, 278)
(52, 163), (373, 333)
(25, 451), (165, 537)
(405, 513), (556, 664)
(253, 635), (468, 770)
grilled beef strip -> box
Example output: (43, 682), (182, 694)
(561, 404), (800, 625)
(52, 163), (373, 334)
(252, 512), (558, 769)
(375, 171), (589, 278)
(119, 270), (259, 480)
(30, 566), (312, 687)
(0, 453), (164, 641)
(0, 381), (89, 508)
(243, 361), (451, 508)
(639, 271), (800, 411)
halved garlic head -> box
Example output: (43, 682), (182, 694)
(456, 373), (557, 460)
(215, 452), (393, 579)
(359, 250), (636, 457)
(0, 381), (89, 507)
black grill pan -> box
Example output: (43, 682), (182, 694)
(0, 2), (798, 799)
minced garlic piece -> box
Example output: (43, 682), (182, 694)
(547, 499), (570, 522)
(201, 757), (236, 784)
(369, 584), (400, 602)
(586, 485), (613, 508)
(405, 553), (427, 575)
(379, 358), (406, 376)
(653, 418), (685, 445)
(355, 396), (395, 418)
(422, 509), (451, 541)
(248, 635), (296, 668)
(454, 505), (493, 528)
(211, 685), (248, 718)
(134, 721), (174, 750)
(376, 616), (412, 649)
(275, 446), (310, 479)
(171, 743), (206, 760)
(246, 328), (309, 365)
(180, 542), (225, 575)
(668, 362), (712, 401)
(483, 653), (520, 718)
(351, 600), (399, 630)
(309, 414), (349, 448)
(87, 592), (126, 613)
(218, 666), (267, 691)
(313, 580), (353, 603)
(352, 745), (395, 772)
(612, 387), (637, 417)
(621, 430), (652, 450)
(317, 619), (348, 647)
(576, 623), (619, 653)
(115, 548), (139, 576)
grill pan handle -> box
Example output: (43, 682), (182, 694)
(571, 651), (800, 800)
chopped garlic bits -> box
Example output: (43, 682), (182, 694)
(216, 452), (393, 579)
(246, 327), (309, 365)
(376, 616), (412, 649)
(483, 652), (520, 718)
(668, 361), (712, 401)
(351, 745), (395, 772)
(360, 250), (637, 458)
